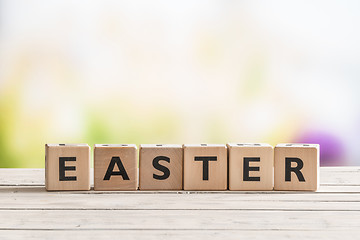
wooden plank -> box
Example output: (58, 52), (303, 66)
(2, 185), (360, 196)
(2, 185), (360, 197)
(0, 201), (358, 211)
(0, 230), (357, 240)
(0, 186), (359, 210)
(0, 169), (45, 186)
(0, 210), (359, 230)
(2, 184), (360, 194)
(321, 167), (360, 185)
(0, 167), (359, 186)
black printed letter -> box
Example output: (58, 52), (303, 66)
(59, 157), (77, 181)
(194, 156), (217, 180)
(243, 157), (260, 181)
(153, 156), (170, 180)
(285, 157), (305, 182)
(103, 157), (130, 180)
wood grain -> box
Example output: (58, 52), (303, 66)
(45, 144), (90, 191)
(0, 210), (359, 230)
(274, 144), (319, 191)
(0, 230), (357, 240)
(228, 143), (274, 190)
(183, 144), (227, 190)
(139, 144), (183, 190)
(94, 144), (138, 191)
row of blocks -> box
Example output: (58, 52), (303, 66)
(45, 143), (319, 191)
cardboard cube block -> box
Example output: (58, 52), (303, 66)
(94, 144), (138, 191)
(45, 144), (90, 191)
(227, 143), (274, 191)
(139, 144), (183, 190)
(274, 143), (319, 191)
(183, 144), (227, 190)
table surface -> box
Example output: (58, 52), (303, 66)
(0, 167), (359, 240)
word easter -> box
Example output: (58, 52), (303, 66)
(45, 143), (319, 191)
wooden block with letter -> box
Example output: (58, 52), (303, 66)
(274, 143), (319, 191)
(139, 144), (183, 190)
(94, 144), (138, 191)
(227, 143), (274, 191)
(183, 144), (227, 190)
(45, 143), (90, 191)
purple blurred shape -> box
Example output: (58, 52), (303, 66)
(294, 130), (344, 166)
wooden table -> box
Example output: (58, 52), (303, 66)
(0, 167), (359, 239)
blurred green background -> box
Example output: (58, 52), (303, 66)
(0, 0), (359, 167)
